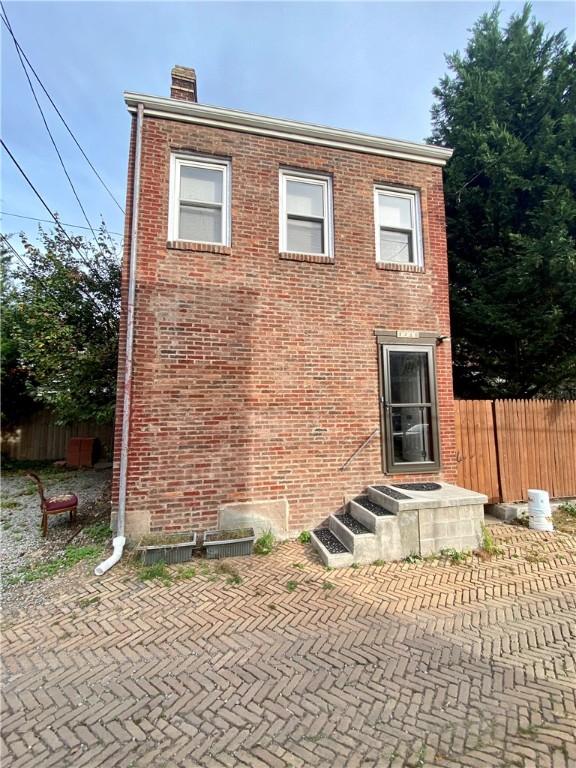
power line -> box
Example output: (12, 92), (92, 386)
(1, 137), (117, 309)
(1, 211), (123, 237)
(0, 4), (125, 215)
(5, 22), (100, 245)
(1, 5), (104, 246)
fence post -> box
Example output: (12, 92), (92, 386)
(492, 400), (504, 503)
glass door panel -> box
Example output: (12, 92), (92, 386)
(382, 345), (439, 470)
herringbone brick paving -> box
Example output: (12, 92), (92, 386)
(2, 524), (575, 767)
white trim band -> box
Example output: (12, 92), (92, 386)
(124, 93), (453, 167)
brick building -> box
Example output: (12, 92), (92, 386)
(114, 66), (462, 541)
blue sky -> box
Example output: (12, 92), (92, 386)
(2, 1), (574, 247)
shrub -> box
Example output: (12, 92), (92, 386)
(558, 502), (576, 518)
(480, 525), (504, 556)
(297, 530), (311, 544)
(254, 530), (275, 555)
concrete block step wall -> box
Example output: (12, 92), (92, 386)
(311, 483), (487, 568)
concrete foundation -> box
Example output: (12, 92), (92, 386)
(218, 498), (289, 539)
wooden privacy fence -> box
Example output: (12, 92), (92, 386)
(1, 410), (114, 462)
(455, 399), (576, 503)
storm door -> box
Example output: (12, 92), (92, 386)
(380, 345), (440, 472)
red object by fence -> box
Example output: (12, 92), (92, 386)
(67, 437), (96, 468)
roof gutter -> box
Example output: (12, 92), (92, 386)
(95, 102), (144, 575)
(124, 92), (453, 167)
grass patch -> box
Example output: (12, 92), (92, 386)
(84, 521), (111, 543)
(2, 459), (55, 475)
(17, 487), (36, 497)
(0, 500), (22, 510)
(254, 530), (275, 555)
(440, 548), (468, 564)
(297, 530), (311, 544)
(350, 562), (360, 570)
(404, 552), (423, 564)
(138, 562), (172, 585)
(226, 574), (242, 586)
(286, 580), (298, 592)
(8, 545), (101, 585)
(554, 502), (576, 534)
(558, 502), (576, 518)
(292, 562), (305, 570)
(175, 566), (196, 580)
(322, 581), (335, 591)
(372, 559), (386, 567)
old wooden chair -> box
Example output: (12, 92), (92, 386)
(26, 472), (78, 537)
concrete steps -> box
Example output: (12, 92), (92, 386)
(311, 482), (487, 568)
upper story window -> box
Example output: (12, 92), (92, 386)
(374, 187), (423, 267)
(280, 170), (333, 257)
(169, 154), (231, 245)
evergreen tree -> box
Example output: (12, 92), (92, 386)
(430, 3), (576, 398)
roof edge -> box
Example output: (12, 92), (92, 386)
(124, 92), (453, 166)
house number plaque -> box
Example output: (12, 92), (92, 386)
(396, 330), (419, 338)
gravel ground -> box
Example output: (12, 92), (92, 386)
(1, 466), (112, 613)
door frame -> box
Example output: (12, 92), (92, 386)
(376, 333), (441, 474)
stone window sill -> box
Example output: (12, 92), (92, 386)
(279, 252), (335, 265)
(376, 261), (425, 273)
(167, 241), (231, 255)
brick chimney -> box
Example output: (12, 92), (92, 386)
(170, 66), (197, 102)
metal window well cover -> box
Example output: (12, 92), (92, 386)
(136, 532), (198, 565)
(203, 528), (255, 559)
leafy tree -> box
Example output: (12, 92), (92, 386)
(430, 3), (576, 398)
(1, 224), (121, 425)
(1, 254), (39, 430)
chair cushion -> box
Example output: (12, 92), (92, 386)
(45, 493), (78, 512)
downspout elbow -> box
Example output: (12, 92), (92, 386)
(94, 536), (126, 576)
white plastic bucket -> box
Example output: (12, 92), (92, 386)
(527, 489), (553, 532)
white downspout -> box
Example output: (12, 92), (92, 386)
(95, 103), (144, 576)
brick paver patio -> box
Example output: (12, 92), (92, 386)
(2, 523), (575, 767)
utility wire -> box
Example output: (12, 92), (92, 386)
(1, 137), (116, 307)
(0, 4), (125, 215)
(1, 211), (123, 237)
(2, 5), (102, 244)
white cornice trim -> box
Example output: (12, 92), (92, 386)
(124, 93), (453, 167)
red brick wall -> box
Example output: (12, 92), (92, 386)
(114, 115), (457, 536)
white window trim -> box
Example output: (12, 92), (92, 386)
(374, 186), (423, 267)
(168, 153), (231, 245)
(279, 169), (333, 257)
